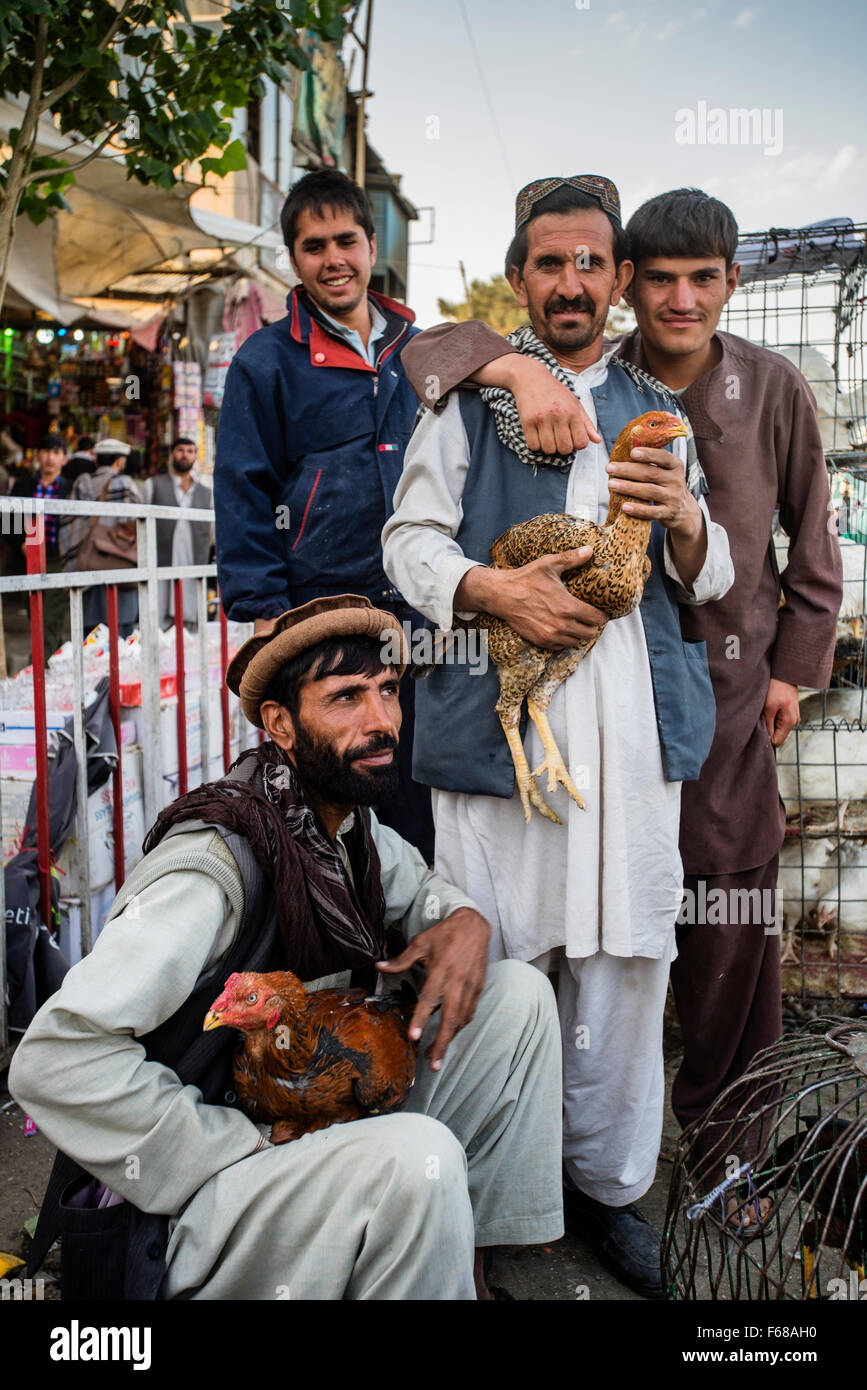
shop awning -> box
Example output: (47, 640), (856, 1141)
(0, 99), (283, 322)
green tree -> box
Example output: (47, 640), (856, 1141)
(439, 273), (528, 335)
(0, 0), (350, 312)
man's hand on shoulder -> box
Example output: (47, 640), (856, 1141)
(253, 616), (279, 637)
(376, 907), (492, 1071)
(473, 354), (601, 455)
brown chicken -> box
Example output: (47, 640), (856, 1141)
(477, 410), (689, 823)
(203, 970), (417, 1140)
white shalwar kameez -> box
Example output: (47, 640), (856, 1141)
(383, 350), (734, 1204)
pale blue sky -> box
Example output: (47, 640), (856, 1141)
(365, 0), (867, 324)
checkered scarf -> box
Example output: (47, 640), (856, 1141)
(479, 325), (580, 473)
(478, 324), (705, 496)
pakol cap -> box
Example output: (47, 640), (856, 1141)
(514, 175), (622, 231)
(93, 437), (132, 457)
(226, 594), (409, 729)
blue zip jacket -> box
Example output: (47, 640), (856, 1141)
(215, 287), (420, 621)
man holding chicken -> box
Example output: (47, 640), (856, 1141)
(397, 185), (841, 1248)
(10, 596), (563, 1301)
(383, 175), (734, 1298)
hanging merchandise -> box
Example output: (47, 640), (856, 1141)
(172, 359), (203, 442)
(202, 331), (238, 409)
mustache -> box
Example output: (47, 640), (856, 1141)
(546, 296), (596, 316)
(347, 732), (398, 762)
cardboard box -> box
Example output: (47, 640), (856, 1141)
(53, 748), (145, 892)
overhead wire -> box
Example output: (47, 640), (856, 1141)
(455, 0), (515, 194)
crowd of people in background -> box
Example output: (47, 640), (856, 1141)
(0, 430), (213, 661)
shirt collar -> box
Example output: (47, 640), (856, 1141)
(558, 341), (619, 386)
(316, 299), (387, 366)
(169, 465), (198, 489)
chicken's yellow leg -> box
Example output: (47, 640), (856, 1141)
(496, 712), (562, 825)
(526, 699), (586, 811)
(802, 1245), (817, 1298)
(525, 644), (595, 813)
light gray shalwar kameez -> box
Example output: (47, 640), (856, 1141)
(9, 813), (563, 1300)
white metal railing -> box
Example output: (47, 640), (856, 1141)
(0, 494), (256, 1056)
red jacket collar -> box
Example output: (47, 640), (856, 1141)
(288, 286), (414, 371)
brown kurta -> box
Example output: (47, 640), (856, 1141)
(401, 322), (843, 875)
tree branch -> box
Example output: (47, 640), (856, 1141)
(0, 13), (49, 312)
(39, 0), (145, 112)
(19, 125), (125, 188)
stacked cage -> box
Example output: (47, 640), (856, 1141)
(722, 222), (867, 1000)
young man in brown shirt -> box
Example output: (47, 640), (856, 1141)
(399, 188), (843, 1226)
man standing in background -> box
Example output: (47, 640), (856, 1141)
(62, 435), (97, 485)
(10, 432), (70, 660)
(69, 437), (140, 637)
(214, 169), (433, 860)
(144, 437), (212, 631)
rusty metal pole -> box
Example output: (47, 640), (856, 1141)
(106, 584), (125, 894)
(24, 513), (52, 929)
(174, 578), (188, 797)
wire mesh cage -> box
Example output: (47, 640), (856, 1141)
(722, 221), (867, 452)
(663, 1018), (867, 1300)
(722, 223), (867, 999)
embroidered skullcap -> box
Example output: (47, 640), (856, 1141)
(514, 175), (622, 231)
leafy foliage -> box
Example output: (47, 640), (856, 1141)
(0, 0), (353, 221)
(438, 274), (529, 335)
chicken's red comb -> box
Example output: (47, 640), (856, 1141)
(209, 972), (244, 1012)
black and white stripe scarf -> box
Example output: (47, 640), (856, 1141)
(479, 324), (705, 497)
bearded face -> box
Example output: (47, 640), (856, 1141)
(291, 715), (400, 808)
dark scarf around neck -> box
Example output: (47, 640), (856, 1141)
(142, 743), (386, 982)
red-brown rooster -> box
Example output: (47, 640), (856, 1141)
(203, 970), (417, 1140)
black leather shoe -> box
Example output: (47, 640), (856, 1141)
(481, 1248), (517, 1300)
(563, 1182), (667, 1299)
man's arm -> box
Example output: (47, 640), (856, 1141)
(403, 320), (597, 451)
(764, 373), (844, 745)
(214, 354), (293, 624)
(8, 836), (270, 1213)
(370, 811), (491, 1071)
(402, 321), (518, 408)
(773, 374), (844, 686)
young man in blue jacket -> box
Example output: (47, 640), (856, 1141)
(215, 170), (433, 858)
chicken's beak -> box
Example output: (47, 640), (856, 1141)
(203, 1010), (225, 1032)
(668, 420), (689, 439)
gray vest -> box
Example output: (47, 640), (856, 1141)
(149, 472), (212, 568)
(413, 358), (717, 795)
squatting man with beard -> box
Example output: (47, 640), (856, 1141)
(10, 594), (563, 1301)
(383, 175), (735, 1299)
